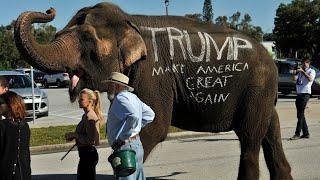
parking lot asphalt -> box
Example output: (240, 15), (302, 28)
(28, 88), (320, 154)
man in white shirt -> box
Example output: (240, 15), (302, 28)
(290, 58), (316, 140)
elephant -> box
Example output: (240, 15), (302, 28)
(14, 3), (292, 179)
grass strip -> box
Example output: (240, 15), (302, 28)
(30, 124), (183, 147)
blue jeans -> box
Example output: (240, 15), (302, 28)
(295, 93), (310, 136)
(118, 137), (145, 180)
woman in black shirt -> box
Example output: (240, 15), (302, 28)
(0, 91), (31, 180)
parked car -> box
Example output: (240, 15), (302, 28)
(15, 68), (47, 87)
(33, 70), (47, 86)
(0, 71), (49, 117)
(275, 58), (320, 95)
(15, 68), (31, 75)
(43, 72), (70, 88)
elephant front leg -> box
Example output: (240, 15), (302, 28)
(140, 101), (173, 162)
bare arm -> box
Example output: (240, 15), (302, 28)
(297, 68), (314, 82)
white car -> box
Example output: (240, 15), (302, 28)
(0, 71), (49, 117)
(43, 73), (70, 88)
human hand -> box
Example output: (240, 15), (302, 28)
(296, 67), (304, 73)
(111, 139), (125, 150)
(65, 132), (76, 141)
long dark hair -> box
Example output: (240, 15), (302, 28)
(2, 91), (27, 120)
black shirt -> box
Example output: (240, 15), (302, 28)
(0, 119), (31, 180)
(0, 96), (4, 104)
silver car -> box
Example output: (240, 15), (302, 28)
(0, 71), (49, 117)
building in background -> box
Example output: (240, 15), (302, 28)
(261, 41), (277, 59)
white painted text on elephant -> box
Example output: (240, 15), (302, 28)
(196, 62), (249, 75)
(190, 92), (230, 104)
(151, 62), (248, 76)
(141, 26), (253, 62)
(186, 75), (233, 90)
(152, 63), (185, 76)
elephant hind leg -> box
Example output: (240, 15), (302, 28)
(237, 138), (261, 180)
(262, 108), (292, 180)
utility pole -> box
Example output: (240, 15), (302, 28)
(165, 0), (169, 16)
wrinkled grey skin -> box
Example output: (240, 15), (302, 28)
(14, 3), (292, 179)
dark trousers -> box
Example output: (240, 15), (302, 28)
(77, 146), (98, 180)
(295, 93), (310, 136)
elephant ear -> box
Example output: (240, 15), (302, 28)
(119, 21), (147, 69)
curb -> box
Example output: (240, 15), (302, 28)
(31, 124), (312, 155)
(30, 131), (224, 155)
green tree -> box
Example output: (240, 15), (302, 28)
(240, 13), (252, 32)
(213, 11), (263, 42)
(229, 11), (241, 30)
(0, 22), (24, 69)
(237, 14), (263, 41)
(215, 16), (229, 27)
(33, 24), (57, 43)
(203, 0), (213, 23)
(0, 22), (56, 70)
(273, 0), (320, 59)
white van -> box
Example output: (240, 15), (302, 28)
(43, 73), (70, 88)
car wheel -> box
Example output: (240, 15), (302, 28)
(56, 80), (61, 88)
(44, 80), (49, 88)
(37, 112), (49, 118)
(281, 90), (291, 96)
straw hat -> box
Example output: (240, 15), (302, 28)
(103, 72), (134, 92)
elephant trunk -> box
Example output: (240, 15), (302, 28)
(14, 8), (81, 73)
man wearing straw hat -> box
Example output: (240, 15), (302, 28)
(105, 72), (155, 179)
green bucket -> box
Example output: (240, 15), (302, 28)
(108, 149), (136, 177)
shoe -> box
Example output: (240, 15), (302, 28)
(289, 135), (300, 140)
(300, 134), (310, 139)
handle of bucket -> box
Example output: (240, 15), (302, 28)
(111, 120), (127, 152)
(115, 120), (127, 140)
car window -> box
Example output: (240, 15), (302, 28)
(278, 63), (291, 74)
(4, 75), (36, 89)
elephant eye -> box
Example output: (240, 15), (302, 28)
(76, 14), (87, 25)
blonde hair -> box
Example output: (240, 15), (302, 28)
(80, 88), (105, 126)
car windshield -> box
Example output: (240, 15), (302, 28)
(4, 75), (36, 89)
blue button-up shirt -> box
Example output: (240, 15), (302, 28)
(107, 91), (155, 145)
